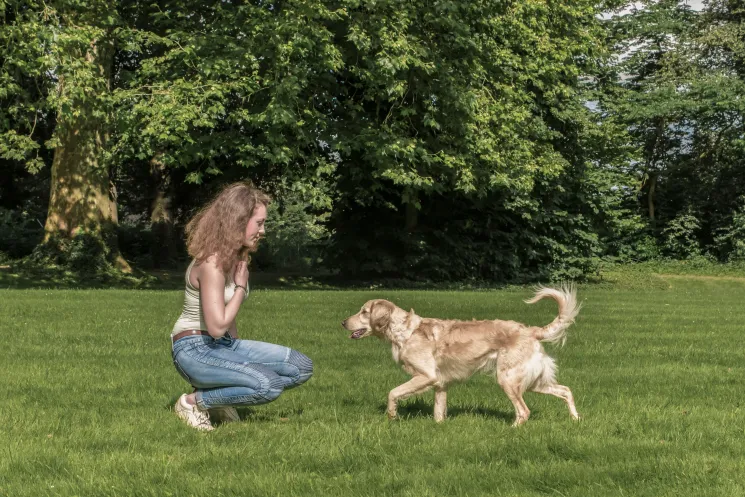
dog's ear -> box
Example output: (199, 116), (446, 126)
(406, 308), (416, 326)
(370, 301), (392, 331)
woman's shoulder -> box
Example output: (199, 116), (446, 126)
(192, 255), (224, 279)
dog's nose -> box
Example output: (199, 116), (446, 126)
(341, 320), (347, 327)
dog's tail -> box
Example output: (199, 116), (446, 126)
(524, 285), (581, 347)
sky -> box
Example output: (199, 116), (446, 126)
(602, 0), (705, 18)
(620, 0), (704, 13)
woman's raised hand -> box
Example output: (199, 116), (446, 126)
(234, 260), (249, 288)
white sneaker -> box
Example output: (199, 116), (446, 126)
(209, 407), (240, 424)
(175, 394), (214, 431)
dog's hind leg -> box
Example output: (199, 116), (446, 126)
(530, 384), (580, 421)
(433, 386), (447, 422)
(497, 374), (531, 426)
(387, 375), (436, 420)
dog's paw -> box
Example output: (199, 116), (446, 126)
(386, 412), (398, 421)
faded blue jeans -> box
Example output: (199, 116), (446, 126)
(172, 334), (313, 410)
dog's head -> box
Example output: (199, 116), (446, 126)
(342, 299), (415, 341)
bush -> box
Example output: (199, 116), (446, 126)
(713, 198), (745, 262)
(662, 208), (701, 259)
(252, 188), (330, 273)
(118, 222), (156, 268)
(0, 206), (45, 259)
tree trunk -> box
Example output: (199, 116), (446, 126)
(43, 34), (130, 271)
(404, 192), (419, 232)
(643, 117), (665, 224)
(647, 172), (657, 222)
(149, 154), (177, 268)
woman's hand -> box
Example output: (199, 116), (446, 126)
(234, 260), (249, 288)
(198, 256), (247, 338)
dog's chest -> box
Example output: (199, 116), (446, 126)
(391, 343), (402, 364)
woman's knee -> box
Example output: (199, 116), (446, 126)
(288, 349), (314, 383)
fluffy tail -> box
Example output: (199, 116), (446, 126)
(524, 285), (581, 347)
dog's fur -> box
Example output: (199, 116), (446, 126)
(342, 286), (581, 426)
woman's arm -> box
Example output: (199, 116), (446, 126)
(227, 319), (238, 339)
(198, 257), (247, 338)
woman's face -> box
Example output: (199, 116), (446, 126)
(244, 203), (267, 251)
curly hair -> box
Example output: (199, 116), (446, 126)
(185, 181), (271, 277)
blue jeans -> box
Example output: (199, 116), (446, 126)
(172, 335), (313, 410)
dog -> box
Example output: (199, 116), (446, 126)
(341, 286), (581, 426)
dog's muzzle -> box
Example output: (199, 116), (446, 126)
(349, 329), (367, 339)
(342, 320), (367, 339)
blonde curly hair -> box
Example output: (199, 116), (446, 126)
(185, 181), (271, 277)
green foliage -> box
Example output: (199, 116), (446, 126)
(599, 0), (745, 265)
(31, 229), (119, 273)
(113, 0), (344, 199)
(117, 222), (157, 268)
(714, 198), (745, 262)
(0, 205), (44, 258)
(327, 0), (611, 281)
(0, 1), (55, 172)
(254, 186), (330, 272)
(3, 0), (745, 281)
(662, 208), (701, 259)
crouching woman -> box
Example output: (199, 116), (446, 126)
(170, 182), (313, 430)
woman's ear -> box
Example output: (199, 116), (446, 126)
(370, 301), (391, 331)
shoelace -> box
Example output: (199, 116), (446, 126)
(194, 409), (212, 428)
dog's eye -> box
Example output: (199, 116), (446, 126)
(362, 309), (369, 315)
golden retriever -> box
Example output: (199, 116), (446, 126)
(342, 286), (581, 426)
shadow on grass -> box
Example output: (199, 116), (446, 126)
(0, 262), (522, 291)
(6, 254), (743, 291)
(377, 398), (517, 424)
(8, 257), (716, 291)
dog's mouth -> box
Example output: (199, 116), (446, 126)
(349, 329), (367, 339)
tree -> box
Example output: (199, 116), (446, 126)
(1, 0), (134, 270)
(603, 0), (697, 223)
(41, 0), (131, 270)
(111, 0), (344, 263)
(600, 0), (745, 260)
(0, 1), (56, 257)
(326, 0), (607, 279)
(111, 0), (627, 280)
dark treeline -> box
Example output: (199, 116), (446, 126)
(1, 0), (743, 281)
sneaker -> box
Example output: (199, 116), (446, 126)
(209, 407), (240, 424)
(175, 394), (214, 431)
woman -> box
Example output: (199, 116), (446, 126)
(170, 182), (313, 431)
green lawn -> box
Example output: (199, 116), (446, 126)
(1, 277), (744, 496)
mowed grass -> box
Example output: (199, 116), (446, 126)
(1, 278), (744, 497)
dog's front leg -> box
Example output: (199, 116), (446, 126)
(387, 375), (436, 420)
(434, 386), (448, 422)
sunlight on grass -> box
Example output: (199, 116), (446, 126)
(0, 279), (744, 496)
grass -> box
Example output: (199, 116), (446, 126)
(1, 276), (744, 496)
